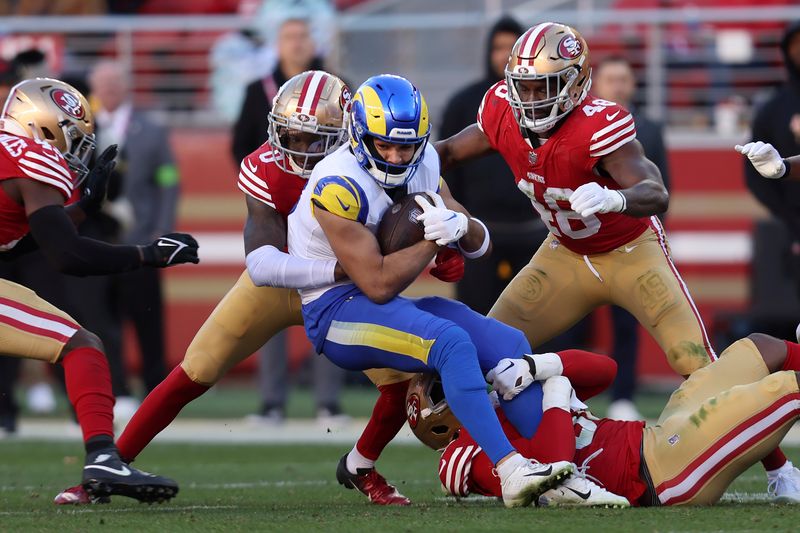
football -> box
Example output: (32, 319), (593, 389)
(376, 192), (431, 254)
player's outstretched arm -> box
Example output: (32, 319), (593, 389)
(434, 124), (494, 174)
(316, 208), (438, 304)
(13, 178), (198, 275)
(736, 141), (800, 181)
(588, 139), (669, 218)
(244, 196), (345, 289)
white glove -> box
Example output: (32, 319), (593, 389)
(415, 191), (469, 246)
(568, 182), (626, 218)
(735, 141), (786, 179)
(485, 358), (534, 401)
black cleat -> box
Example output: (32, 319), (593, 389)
(82, 448), (179, 504)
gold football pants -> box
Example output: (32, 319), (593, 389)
(644, 338), (800, 505)
(489, 223), (715, 376)
(0, 278), (80, 363)
(181, 271), (411, 387)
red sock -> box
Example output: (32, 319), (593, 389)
(116, 365), (208, 461)
(518, 408), (575, 464)
(557, 349), (618, 400)
(355, 380), (410, 461)
(763, 448), (789, 472)
(60, 347), (114, 442)
(782, 341), (800, 372)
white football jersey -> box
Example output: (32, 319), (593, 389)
(288, 143), (441, 304)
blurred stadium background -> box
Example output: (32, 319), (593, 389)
(3, 0), (800, 427)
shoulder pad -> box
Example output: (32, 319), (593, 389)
(311, 175), (369, 224)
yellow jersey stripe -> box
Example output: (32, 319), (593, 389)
(327, 320), (434, 363)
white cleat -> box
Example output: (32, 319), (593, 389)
(501, 459), (573, 508)
(768, 466), (800, 504)
(539, 470), (630, 508)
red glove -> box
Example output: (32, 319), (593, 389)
(430, 247), (465, 283)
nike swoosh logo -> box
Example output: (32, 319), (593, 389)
(336, 197), (350, 212)
(84, 464), (132, 476)
(624, 244), (638, 253)
(499, 361), (515, 374)
(158, 241), (177, 247)
(247, 160), (258, 173)
(606, 111), (620, 121)
(524, 466), (552, 477)
(445, 213), (457, 221)
(566, 487), (592, 500)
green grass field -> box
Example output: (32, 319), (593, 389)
(1, 439), (799, 532)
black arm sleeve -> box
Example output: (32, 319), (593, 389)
(28, 205), (142, 276)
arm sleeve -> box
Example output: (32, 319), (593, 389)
(745, 106), (800, 239)
(28, 205), (142, 276)
(246, 245), (336, 289)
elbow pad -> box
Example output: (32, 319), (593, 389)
(246, 245), (336, 289)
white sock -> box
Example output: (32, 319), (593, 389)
(346, 446), (375, 474)
(530, 353), (563, 380)
(767, 460), (794, 479)
(496, 453), (527, 482)
(542, 376), (572, 412)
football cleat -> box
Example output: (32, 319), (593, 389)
(768, 465), (800, 504)
(335, 453), (411, 506)
(82, 448), (178, 504)
(54, 484), (109, 505)
(501, 459), (573, 508)
(538, 471), (630, 508)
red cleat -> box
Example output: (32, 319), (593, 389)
(336, 454), (411, 505)
(53, 484), (109, 505)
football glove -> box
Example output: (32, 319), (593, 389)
(141, 233), (200, 267)
(430, 247), (464, 283)
(568, 182), (626, 218)
(77, 144), (118, 214)
(735, 141), (786, 179)
(415, 191), (469, 246)
(485, 357), (534, 401)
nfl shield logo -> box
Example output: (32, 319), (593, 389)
(528, 152), (537, 165)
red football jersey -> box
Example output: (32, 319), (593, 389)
(572, 413), (647, 505)
(0, 132), (74, 252)
(440, 409), (647, 505)
(237, 142), (307, 218)
(477, 82), (649, 255)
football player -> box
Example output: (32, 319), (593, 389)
(434, 332), (800, 506)
(435, 22), (798, 499)
(0, 78), (199, 503)
(54, 71), (439, 506)
(287, 73), (580, 508)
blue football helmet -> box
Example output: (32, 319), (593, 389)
(348, 74), (430, 188)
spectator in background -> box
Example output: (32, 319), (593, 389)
(439, 16), (590, 354)
(744, 21), (800, 294)
(231, 17), (324, 163)
(84, 60), (180, 420)
(592, 55), (671, 422)
(232, 15), (347, 425)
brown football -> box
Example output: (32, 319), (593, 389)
(376, 192), (431, 254)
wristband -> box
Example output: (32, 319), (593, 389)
(458, 217), (490, 259)
(783, 158), (792, 178)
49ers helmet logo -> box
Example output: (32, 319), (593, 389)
(50, 88), (85, 119)
(406, 393), (420, 429)
(557, 35), (582, 59)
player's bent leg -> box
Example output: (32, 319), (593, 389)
(114, 272), (303, 463)
(614, 226), (715, 377)
(644, 370), (800, 505)
(488, 234), (600, 348)
(337, 368), (412, 506)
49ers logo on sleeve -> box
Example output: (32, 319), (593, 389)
(50, 89), (85, 120)
(557, 35), (582, 59)
(406, 393), (421, 429)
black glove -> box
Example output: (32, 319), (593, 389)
(77, 145), (118, 214)
(140, 233), (200, 267)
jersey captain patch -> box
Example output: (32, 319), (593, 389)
(311, 175), (369, 224)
